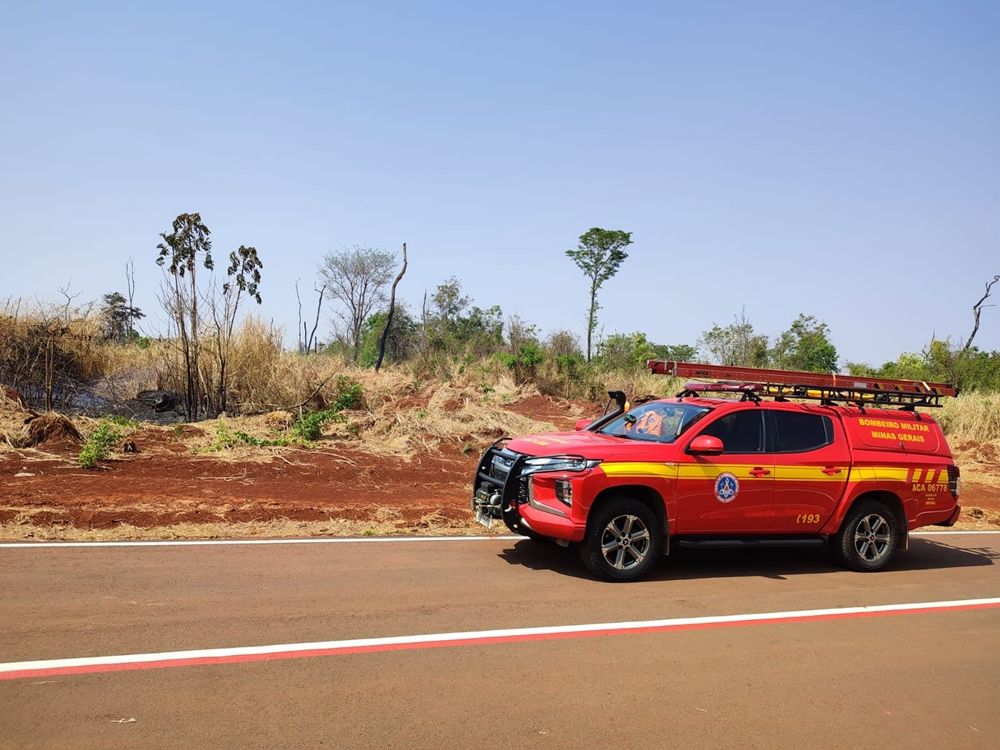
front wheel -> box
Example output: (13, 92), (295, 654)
(834, 500), (899, 572)
(579, 498), (663, 582)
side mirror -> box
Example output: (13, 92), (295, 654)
(574, 418), (593, 431)
(688, 435), (724, 455)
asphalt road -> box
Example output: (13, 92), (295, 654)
(1, 533), (999, 749)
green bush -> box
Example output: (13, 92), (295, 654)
(332, 375), (364, 411)
(291, 409), (345, 441)
(210, 422), (291, 450)
(79, 421), (125, 468)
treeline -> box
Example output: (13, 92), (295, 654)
(2, 212), (998, 418)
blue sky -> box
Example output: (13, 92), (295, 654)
(1, 0), (998, 366)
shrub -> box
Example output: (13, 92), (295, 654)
(291, 409), (345, 441)
(332, 376), (364, 411)
(210, 422), (291, 450)
(79, 421), (125, 469)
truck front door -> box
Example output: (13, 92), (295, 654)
(676, 408), (773, 533)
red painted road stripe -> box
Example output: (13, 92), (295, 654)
(2, 599), (998, 682)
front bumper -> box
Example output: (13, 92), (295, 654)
(471, 442), (587, 542)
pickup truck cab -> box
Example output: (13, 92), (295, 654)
(472, 365), (961, 581)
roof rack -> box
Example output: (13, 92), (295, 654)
(646, 361), (958, 409)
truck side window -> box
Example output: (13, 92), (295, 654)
(697, 411), (764, 453)
(772, 411), (833, 452)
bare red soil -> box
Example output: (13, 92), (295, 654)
(0, 437), (480, 529)
(0, 396), (597, 533)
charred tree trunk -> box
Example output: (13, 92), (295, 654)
(375, 243), (408, 372)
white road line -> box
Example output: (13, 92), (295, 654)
(0, 530), (998, 549)
(2, 597), (998, 681)
(0, 535), (526, 549)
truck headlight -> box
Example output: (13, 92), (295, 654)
(522, 456), (600, 474)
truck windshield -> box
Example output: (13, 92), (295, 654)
(599, 402), (710, 444)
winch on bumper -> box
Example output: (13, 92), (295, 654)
(471, 440), (590, 542)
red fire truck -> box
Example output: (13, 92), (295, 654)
(472, 362), (961, 581)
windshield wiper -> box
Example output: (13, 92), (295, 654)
(603, 431), (640, 441)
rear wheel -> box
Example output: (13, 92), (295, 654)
(579, 497), (663, 582)
(834, 500), (898, 572)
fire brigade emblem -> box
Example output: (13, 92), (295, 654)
(714, 472), (739, 503)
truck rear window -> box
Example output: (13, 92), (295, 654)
(771, 411), (833, 453)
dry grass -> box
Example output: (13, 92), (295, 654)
(0, 390), (31, 450)
(939, 392), (1000, 443)
(175, 381), (554, 461)
(324, 380), (554, 459)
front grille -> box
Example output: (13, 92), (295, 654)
(474, 446), (523, 498)
(490, 453), (514, 482)
(515, 477), (528, 503)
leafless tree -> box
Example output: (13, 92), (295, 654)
(318, 246), (396, 362)
(30, 283), (86, 411)
(296, 279), (326, 354)
(962, 274), (1000, 353)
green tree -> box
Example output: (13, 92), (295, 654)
(501, 316), (544, 383)
(457, 306), (504, 358)
(595, 333), (698, 370)
(431, 276), (470, 325)
(99, 292), (144, 342)
(700, 311), (769, 368)
(595, 332), (659, 370)
(771, 314), (838, 372)
(565, 228), (632, 361)
(651, 343), (698, 363)
(850, 338), (1000, 391)
(425, 278), (504, 359)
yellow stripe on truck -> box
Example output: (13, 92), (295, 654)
(847, 466), (910, 482)
(600, 462), (676, 478)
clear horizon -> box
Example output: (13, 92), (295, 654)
(1, 1), (997, 367)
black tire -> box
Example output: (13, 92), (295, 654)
(579, 497), (663, 582)
(833, 500), (899, 572)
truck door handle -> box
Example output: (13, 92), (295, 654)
(749, 467), (770, 477)
(822, 466), (843, 475)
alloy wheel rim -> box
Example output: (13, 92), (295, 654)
(853, 514), (891, 562)
(600, 514), (651, 571)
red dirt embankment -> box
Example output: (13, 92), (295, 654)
(0, 395), (595, 536)
(1, 395), (997, 537)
